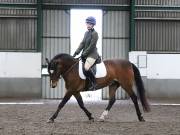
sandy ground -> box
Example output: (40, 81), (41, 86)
(0, 99), (179, 135)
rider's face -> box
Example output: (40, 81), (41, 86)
(86, 23), (94, 30)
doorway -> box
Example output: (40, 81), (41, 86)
(70, 9), (102, 101)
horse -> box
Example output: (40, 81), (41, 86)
(45, 53), (150, 123)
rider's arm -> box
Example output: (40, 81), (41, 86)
(74, 32), (87, 55)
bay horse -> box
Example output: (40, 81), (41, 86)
(45, 53), (150, 123)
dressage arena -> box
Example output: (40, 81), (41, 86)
(0, 99), (179, 135)
(1, 0), (180, 135)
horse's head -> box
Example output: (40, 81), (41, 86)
(46, 58), (62, 88)
(46, 53), (76, 88)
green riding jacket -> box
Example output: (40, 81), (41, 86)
(75, 29), (99, 59)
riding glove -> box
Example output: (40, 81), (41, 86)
(73, 52), (78, 57)
(81, 53), (86, 59)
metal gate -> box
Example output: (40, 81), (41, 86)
(102, 11), (130, 99)
(42, 10), (70, 99)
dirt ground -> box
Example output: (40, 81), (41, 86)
(0, 99), (179, 135)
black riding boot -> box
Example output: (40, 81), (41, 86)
(86, 70), (97, 91)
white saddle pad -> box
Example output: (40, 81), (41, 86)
(79, 60), (107, 79)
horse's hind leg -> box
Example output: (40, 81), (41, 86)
(74, 92), (94, 121)
(130, 91), (145, 121)
(47, 91), (72, 123)
(126, 88), (145, 122)
(99, 81), (119, 121)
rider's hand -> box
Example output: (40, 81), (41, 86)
(73, 52), (78, 57)
(81, 54), (86, 59)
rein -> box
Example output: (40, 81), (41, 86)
(59, 57), (81, 79)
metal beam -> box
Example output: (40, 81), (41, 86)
(0, 3), (36, 8)
(42, 4), (130, 11)
(130, 0), (135, 51)
(0, 16), (37, 18)
(103, 37), (129, 40)
(135, 17), (180, 21)
(37, 0), (43, 52)
(136, 5), (180, 11)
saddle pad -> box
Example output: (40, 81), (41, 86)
(79, 60), (107, 79)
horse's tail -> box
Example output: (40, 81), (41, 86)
(132, 63), (151, 112)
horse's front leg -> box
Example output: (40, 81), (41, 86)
(47, 91), (72, 123)
(74, 92), (94, 121)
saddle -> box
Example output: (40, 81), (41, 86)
(78, 60), (107, 80)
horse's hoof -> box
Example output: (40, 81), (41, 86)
(140, 119), (145, 122)
(89, 117), (94, 122)
(139, 117), (145, 122)
(47, 118), (54, 123)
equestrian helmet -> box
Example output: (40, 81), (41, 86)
(85, 16), (96, 25)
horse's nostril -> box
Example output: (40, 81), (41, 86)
(51, 83), (57, 88)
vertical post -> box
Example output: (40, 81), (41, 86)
(130, 0), (135, 51)
(37, 0), (43, 52)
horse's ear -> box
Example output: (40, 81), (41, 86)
(45, 58), (50, 65)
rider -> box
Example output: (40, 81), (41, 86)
(73, 16), (100, 90)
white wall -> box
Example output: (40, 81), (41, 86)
(129, 52), (180, 98)
(129, 52), (180, 79)
(147, 54), (180, 79)
(0, 52), (41, 78)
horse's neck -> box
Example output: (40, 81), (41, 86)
(63, 59), (77, 69)
(61, 58), (77, 77)
(62, 59), (79, 84)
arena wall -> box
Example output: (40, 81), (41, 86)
(130, 51), (180, 98)
(0, 52), (41, 98)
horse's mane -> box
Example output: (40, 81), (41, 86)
(52, 53), (75, 62)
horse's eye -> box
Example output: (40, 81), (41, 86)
(50, 70), (54, 74)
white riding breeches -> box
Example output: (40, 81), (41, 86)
(84, 57), (96, 71)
